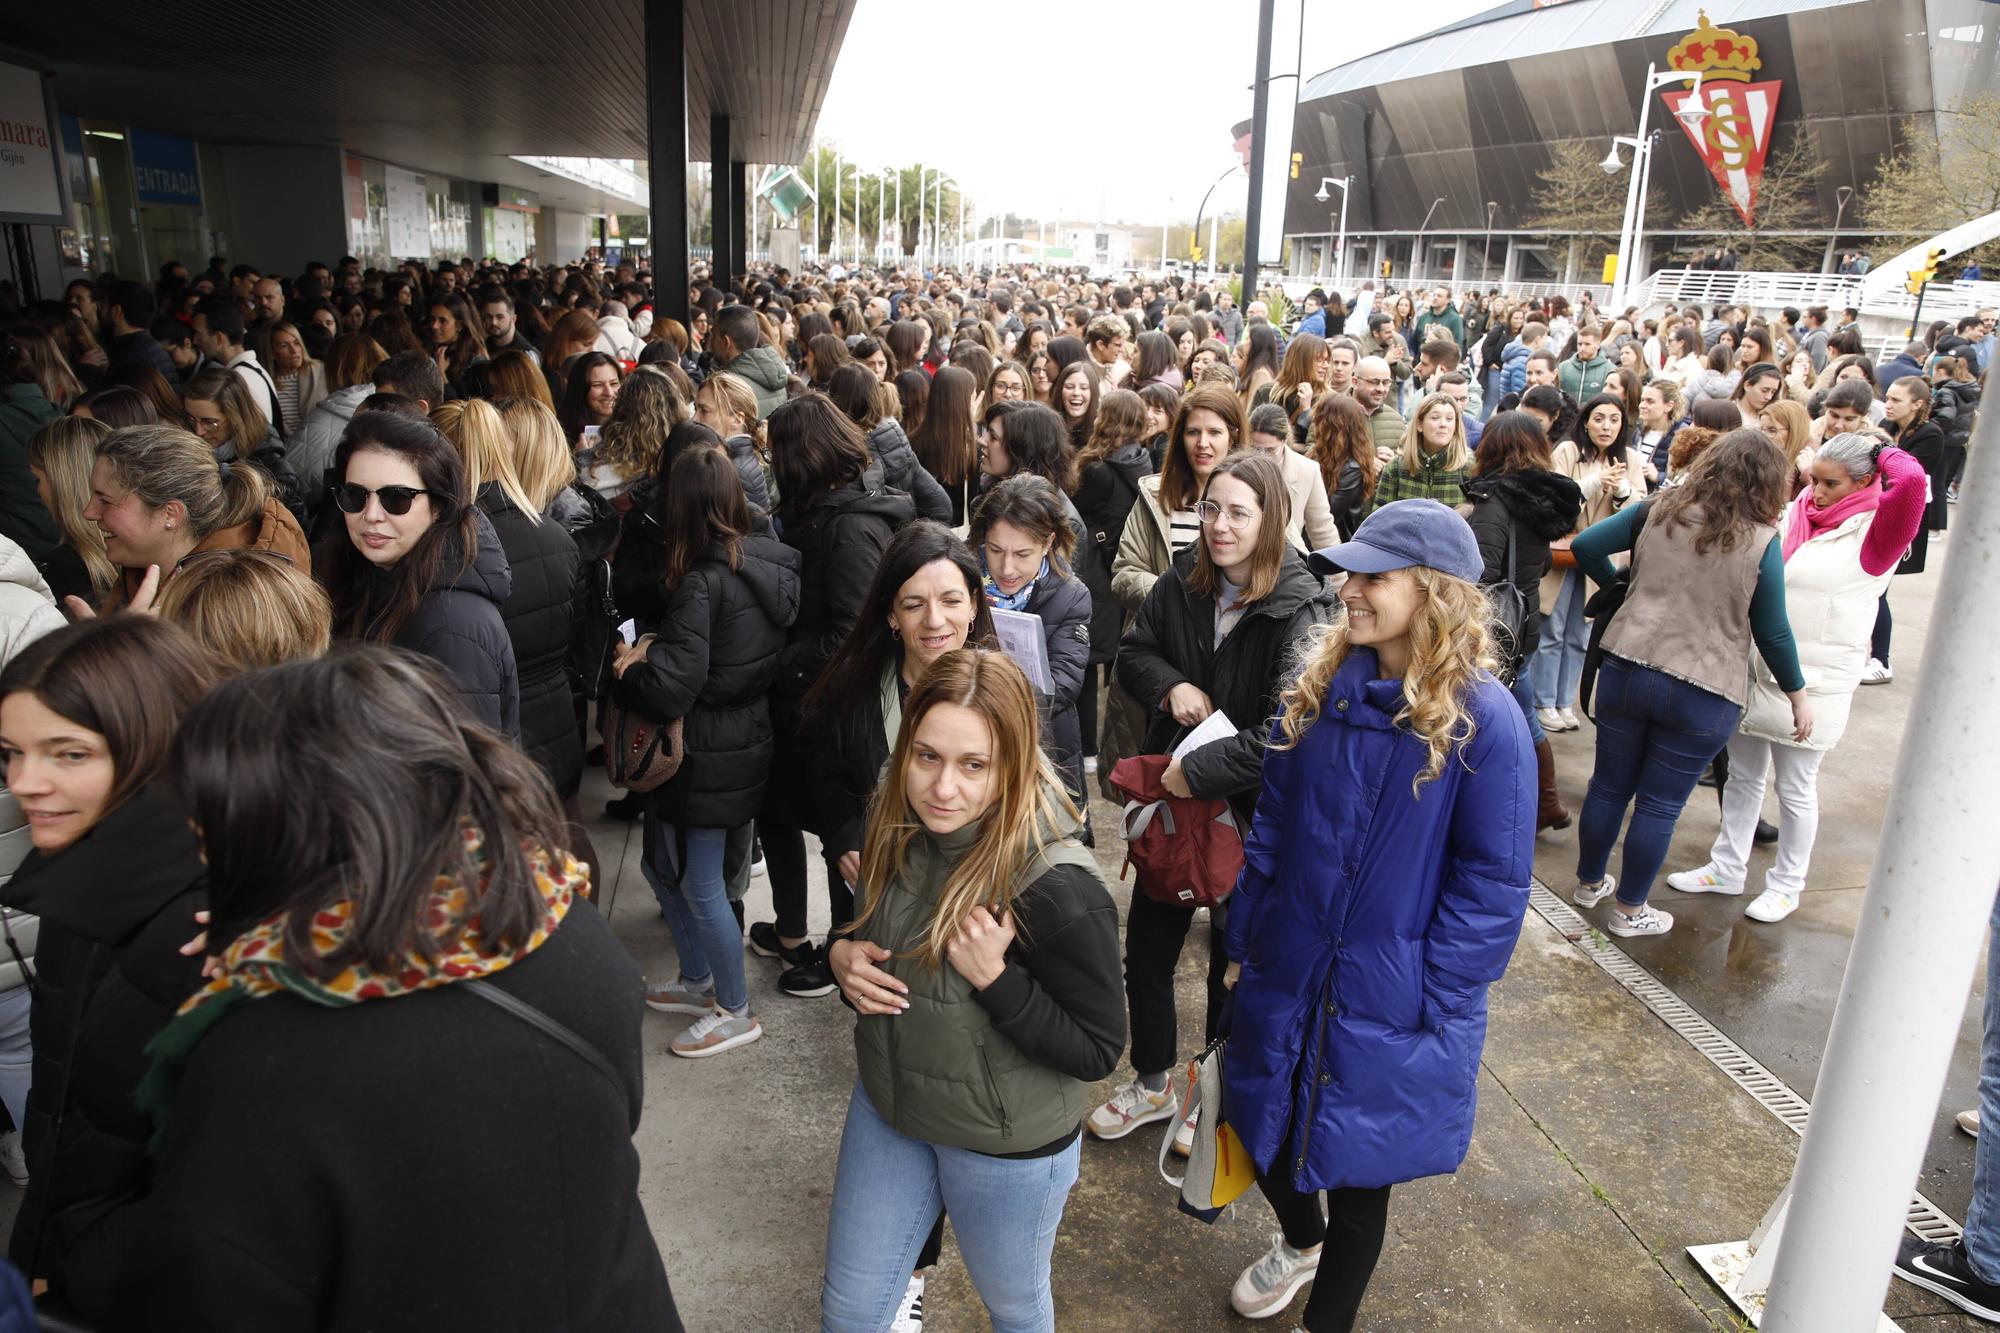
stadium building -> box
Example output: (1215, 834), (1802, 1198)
(1278, 0), (2000, 291)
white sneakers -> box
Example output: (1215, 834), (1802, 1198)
(1086, 1079), (1179, 1140)
(1560, 707), (1582, 730)
(1604, 904), (1675, 937)
(1666, 864), (1744, 896)
(1862, 658), (1894, 685)
(888, 1273), (925, 1332)
(1537, 707), (1571, 733)
(1577, 873), (1674, 935)
(1744, 888), (1799, 924)
(1666, 864), (1801, 923)
(1573, 873), (1618, 909)
(1232, 1233), (1321, 1319)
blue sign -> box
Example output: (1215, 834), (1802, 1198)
(129, 130), (201, 208)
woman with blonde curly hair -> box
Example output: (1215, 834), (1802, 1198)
(1218, 498), (1533, 1332)
(581, 366), (684, 502)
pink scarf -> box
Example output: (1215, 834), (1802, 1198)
(1782, 478), (1882, 562)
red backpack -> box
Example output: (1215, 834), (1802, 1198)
(1108, 754), (1246, 909)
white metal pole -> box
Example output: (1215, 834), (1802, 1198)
(1208, 213), (1219, 284)
(1631, 137), (1657, 309)
(1611, 63), (1657, 308)
(877, 171), (886, 262)
(1336, 183), (1350, 291)
(852, 166), (861, 265)
(1761, 420), (2000, 1331)
(832, 150), (842, 262)
(894, 171), (902, 264)
(812, 152), (820, 261)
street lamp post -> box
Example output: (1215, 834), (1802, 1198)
(1415, 198), (1445, 285)
(1315, 176), (1351, 289)
(1822, 185), (1854, 275)
(852, 163), (861, 266)
(1608, 62), (1708, 308)
(832, 150), (842, 262)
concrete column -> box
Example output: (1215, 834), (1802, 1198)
(710, 114), (736, 290)
(730, 161), (748, 278)
(645, 0), (690, 324)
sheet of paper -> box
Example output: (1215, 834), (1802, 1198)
(617, 618), (637, 646)
(1172, 709), (1237, 761)
(989, 608), (1053, 693)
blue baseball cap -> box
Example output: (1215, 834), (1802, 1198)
(1309, 498), (1484, 584)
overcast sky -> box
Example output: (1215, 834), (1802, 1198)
(813, 0), (1499, 226)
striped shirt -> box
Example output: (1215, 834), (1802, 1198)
(1168, 507), (1202, 555)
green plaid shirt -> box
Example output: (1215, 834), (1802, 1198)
(1371, 453), (1470, 511)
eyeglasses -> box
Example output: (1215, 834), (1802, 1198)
(1356, 376), (1391, 387)
(1194, 500), (1258, 530)
(333, 483), (433, 516)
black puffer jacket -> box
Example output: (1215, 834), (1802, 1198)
(1014, 566), (1095, 805)
(369, 507), (520, 739)
(766, 465), (913, 830)
(1118, 546), (1336, 825)
(477, 484), (584, 795)
(721, 434), (773, 514)
(866, 419), (954, 524)
(0, 785), (207, 1320)
(615, 532), (802, 829)
(220, 427), (306, 528)
(774, 464), (914, 708)
(1461, 469), (1584, 669)
(1073, 443), (1154, 662)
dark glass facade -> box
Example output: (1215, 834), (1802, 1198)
(1283, 0), (1996, 253)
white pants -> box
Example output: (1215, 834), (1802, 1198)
(1711, 732), (1826, 899)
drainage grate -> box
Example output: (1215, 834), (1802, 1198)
(1528, 882), (1963, 1243)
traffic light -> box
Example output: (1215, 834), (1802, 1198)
(1190, 243), (1203, 263)
(1908, 246), (1946, 295)
(1290, 153), (1302, 180)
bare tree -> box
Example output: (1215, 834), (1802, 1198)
(1677, 127), (1827, 271)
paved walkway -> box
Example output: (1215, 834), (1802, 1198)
(605, 528), (1981, 1330)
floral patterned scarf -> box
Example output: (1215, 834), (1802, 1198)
(137, 826), (582, 1150)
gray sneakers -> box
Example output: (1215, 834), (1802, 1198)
(1231, 1232), (1321, 1319)
(670, 1008), (762, 1059)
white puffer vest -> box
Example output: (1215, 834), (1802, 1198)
(1740, 506), (1889, 752)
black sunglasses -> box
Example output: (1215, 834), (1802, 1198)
(333, 483), (432, 516)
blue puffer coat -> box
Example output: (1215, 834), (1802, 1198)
(1496, 338), (1532, 400)
(1222, 647), (1533, 1192)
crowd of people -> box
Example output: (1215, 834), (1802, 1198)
(0, 245), (1979, 1331)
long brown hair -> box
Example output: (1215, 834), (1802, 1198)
(1078, 388), (1147, 470)
(0, 615), (219, 821)
(848, 648), (1077, 968)
(1188, 451), (1288, 604)
(1271, 331), (1328, 415)
(1161, 382), (1245, 511)
(910, 365), (978, 486)
(1310, 391), (1378, 505)
(1649, 427), (1787, 555)
(659, 444), (750, 590)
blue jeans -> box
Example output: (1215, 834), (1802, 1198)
(821, 1082), (1081, 1333)
(1577, 655), (1741, 908)
(1965, 891), (2000, 1282)
(1530, 570), (1589, 709)
(642, 820), (747, 1013)
(1510, 649), (1545, 743)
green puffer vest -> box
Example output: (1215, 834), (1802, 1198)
(852, 818), (1103, 1154)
